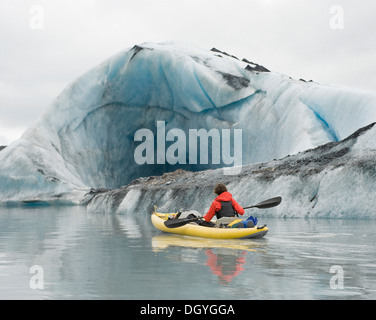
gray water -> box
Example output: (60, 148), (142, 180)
(0, 205), (375, 300)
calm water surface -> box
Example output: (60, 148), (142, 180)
(0, 205), (375, 300)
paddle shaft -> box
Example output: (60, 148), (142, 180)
(164, 216), (200, 228)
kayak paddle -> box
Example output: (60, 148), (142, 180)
(163, 196), (282, 229)
(164, 216), (201, 228)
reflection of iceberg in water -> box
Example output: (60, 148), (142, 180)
(205, 249), (246, 284)
(152, 234), (267, 284)
(115, 216), (142, 239)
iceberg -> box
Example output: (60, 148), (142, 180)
(1, 41), (376, 217)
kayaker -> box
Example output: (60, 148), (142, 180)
(201, 183), (245, 226)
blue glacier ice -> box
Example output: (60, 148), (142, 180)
(1, 41), (376, 217)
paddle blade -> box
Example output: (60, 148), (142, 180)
(244, 196), (282, 209)
(254, 196), (282, 208)
(164, 217), (200, 228)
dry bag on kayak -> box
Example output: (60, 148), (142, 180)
(231, 216), (258, 228)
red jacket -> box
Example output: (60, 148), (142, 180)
(203, 191), (245, 222)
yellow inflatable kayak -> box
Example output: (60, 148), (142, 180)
(151, 211), (269, 240)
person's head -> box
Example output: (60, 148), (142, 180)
(214, 183), (227, 195)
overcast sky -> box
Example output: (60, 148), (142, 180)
(1, 0), (376, 145)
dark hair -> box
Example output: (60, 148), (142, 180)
(214, 183), (227, 195)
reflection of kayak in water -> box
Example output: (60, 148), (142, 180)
(151, 212), (269, 240)
(151, 234), (264, 252)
